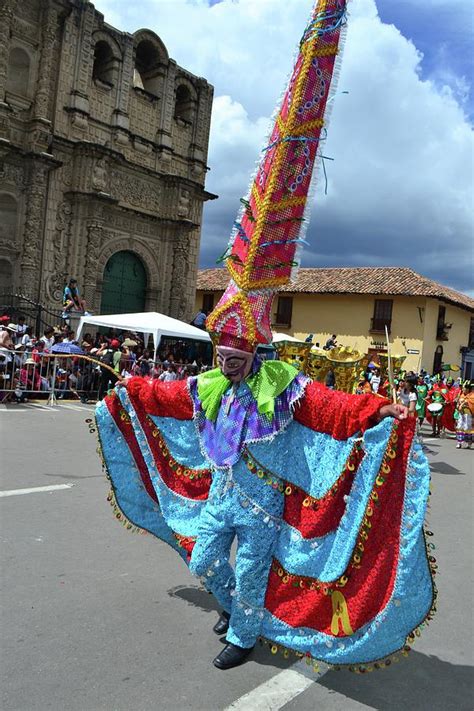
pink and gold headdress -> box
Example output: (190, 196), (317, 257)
(206, 0), (348, 352)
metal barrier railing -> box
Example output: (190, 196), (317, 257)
(0, 351), (203, 405)
(0, 292), (64, 336)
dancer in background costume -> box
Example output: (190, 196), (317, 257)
(416, 379), (428, 426)
(455, 382), (474, 449)
(96, 0), (435, 672)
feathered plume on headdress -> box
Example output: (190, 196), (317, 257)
(206, 0), (348, 351)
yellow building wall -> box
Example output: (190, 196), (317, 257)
(195, 290), (471, 373)
(273, 293), (426, 372)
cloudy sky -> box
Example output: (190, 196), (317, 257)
(93, 0), (473, 294)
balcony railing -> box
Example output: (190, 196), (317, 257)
(370, 318), (391, 334)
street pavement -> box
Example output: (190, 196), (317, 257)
(0, 402), (473, 711)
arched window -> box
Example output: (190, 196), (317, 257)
(175, 84), (194, 123)
(6, 47), (30, 97)
(133, 40), (162, 95)
(92, 40), (115, 86)
(0, 194), (18, 242)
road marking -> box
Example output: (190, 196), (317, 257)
(223, 665), (321, 710)
(0, 403), (95, 412)
(0, 484), (74, 498)
(58, 403), (96, 412)
(0, 408), (56, 413)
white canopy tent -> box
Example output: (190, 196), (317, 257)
(76, 311), (211, 360)
(271, 332), (304, 343)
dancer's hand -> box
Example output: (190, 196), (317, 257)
(378, 403), (408, 421)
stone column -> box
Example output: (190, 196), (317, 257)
(83, 219), (104, 311)
(0, 0), (17, 106)
(34, 5), (58, 121)
(67, 2), (94, 126)
(20, 162), (49, 300)
(156, 60), (176, 163)
(169, 234), (190, 319)
(113, 34), (133, 136)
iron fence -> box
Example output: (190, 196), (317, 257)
(0, 351), (203, 405)
(0, 292), (64, 336)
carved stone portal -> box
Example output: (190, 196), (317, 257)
(46, 201), (72, 302)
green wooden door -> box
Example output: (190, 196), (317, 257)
(100, 251), (147, 314)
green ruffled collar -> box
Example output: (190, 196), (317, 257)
(196, 360), (298, 422)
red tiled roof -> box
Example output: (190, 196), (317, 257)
(197, 267), (474, 312)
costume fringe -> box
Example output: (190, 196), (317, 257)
(90, 412), (149, 536)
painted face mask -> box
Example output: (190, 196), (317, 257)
(216, 346), (255, 384)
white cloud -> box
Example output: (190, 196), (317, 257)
(93, 0), (473, 293)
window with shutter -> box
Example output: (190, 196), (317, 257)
(274, 296), (293, 328)
(202, 293), (215, 312)
(370, 299), (393, 333)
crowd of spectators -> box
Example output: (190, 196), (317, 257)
(0, 311), (212, 403)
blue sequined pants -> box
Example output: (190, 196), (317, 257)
(189, 465), (283, 648)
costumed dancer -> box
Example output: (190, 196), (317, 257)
(426, 378), (446, 438)
(455, 382), (474, 449)
(416, 378), (428, 426)
(96, 0), (435, 672)
(441, 379), (458, 434)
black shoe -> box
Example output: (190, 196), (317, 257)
(213, 611), (230, 635)
(213, 642), (254, 670)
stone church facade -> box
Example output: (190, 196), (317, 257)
(0, 0), (215, 320)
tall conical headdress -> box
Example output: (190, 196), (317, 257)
(207, 0), (348, 351)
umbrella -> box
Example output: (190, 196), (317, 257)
(51, 342), (84, 355)
(441, 363), (460, 372)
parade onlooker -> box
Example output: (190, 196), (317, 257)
(63, 277), (89, 315)
(398, 380), (417, 416)
(40, 327), (55, 352)
(191, 309), (208, 329)
(97, 339), (120, 400)
(0, 324), (15, 350)
(370, 368), (381, 393)
(20, 326), (35, 349)
(324, 334), (337, 350)
(159, 365), (177, 382)
(19, 358), (45, 391)
(16, 316), (27, 341)
(32, 340), (45, 364)
(356, 376), (372, 395)
(325, 368), (336, 390)
(81, 333), (94, 349)
(136, 350), (151, 377)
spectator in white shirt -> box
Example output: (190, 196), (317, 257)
(40, 327), (55, 352)
(370, 368), (381, 393)
(0, 324), (15, 350)
(16, 317), (27, 340)
(159, 365), (177, 382)
(398, 380), (417, 415)
(20, 327), (35, 349)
